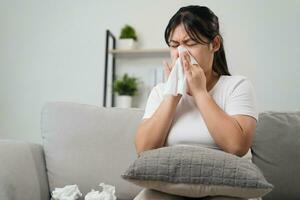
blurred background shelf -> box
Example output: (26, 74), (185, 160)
(103, 29), (169, 107)
(108, 48), (169, 57)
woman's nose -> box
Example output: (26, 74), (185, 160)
(177, 44), (191, 53)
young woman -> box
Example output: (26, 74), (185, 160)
(134, 5), (261, 200)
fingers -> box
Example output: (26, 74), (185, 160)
(163, 60), (172, 80)
(170, 51), (179, 67)
(182, 54), (192, 77)
(175, 50), (179, 59)
(184, 52), (191, 63)
(171, 56), (177, 67)
(181, 52), (202, 74)
(163, 60), (172, 72)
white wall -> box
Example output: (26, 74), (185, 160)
(1, 0), (300, 143)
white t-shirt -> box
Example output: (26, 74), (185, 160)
(142, 75), (258, 161)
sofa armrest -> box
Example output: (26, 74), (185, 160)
(0, 140), (50, 200)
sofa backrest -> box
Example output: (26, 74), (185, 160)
(252, 111), (300, 200)
(0, 140), (50, 200)
(41, 102), (144, 200)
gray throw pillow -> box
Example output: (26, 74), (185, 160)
(121, 145), (273, 199)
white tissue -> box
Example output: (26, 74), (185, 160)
(51, 184), (82, 200)
(163, 46), (198, 97)
(84, 183), (117, 200)
(85, 189), (101, 200)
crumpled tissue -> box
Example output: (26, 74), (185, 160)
(163, 45), (198, 97)
(85, 183), (117, 200)
(51, 184), (82, 200)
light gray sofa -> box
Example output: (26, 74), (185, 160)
(0, 102), (299, 200)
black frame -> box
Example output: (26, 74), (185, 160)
(103, 30), (116, 107)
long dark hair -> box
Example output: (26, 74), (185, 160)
(164, 5), (231, 76)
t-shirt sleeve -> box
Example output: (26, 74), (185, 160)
(142, 85), (163, 119)
(225, 78), (258, 121)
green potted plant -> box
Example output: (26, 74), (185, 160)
(113, 73), (139, 108)
(118, 24), (138, 49)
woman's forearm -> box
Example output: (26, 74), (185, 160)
(135, 95), (181, 155)
(194, 91), (247, 156)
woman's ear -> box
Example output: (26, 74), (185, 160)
(211, 35), (221, 52)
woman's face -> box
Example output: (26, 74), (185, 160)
(169, 23), (218, 76)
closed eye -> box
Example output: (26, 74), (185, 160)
(185, 40), (198, 46)
(170, 45), (178, 48)
(169, 40), (198, 48)
(169, 42), (179, 48)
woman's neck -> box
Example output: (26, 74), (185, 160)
(206, 71), (220, 92)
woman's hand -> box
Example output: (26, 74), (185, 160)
(163, 59), (183, 101)
(181, 52), (207, 96)
(163, 60), (172, 80)
(163, 50), (179, 80)
(163, 51), (183, 100)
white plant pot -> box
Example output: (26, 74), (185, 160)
(116, 95), (132, 108)
(118, 39), (137, 50)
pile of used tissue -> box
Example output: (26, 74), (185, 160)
(51, 183), (117, 200)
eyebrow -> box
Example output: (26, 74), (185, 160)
(169, 38), (195, 43)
